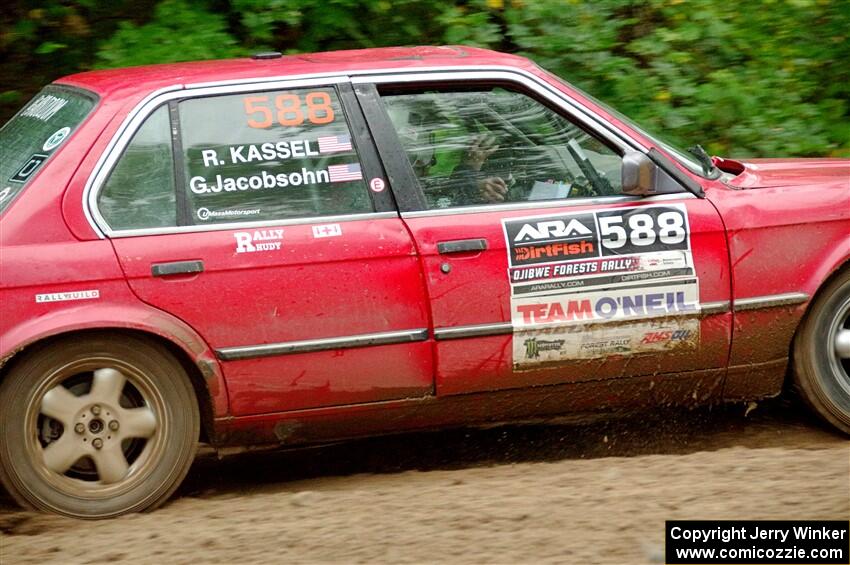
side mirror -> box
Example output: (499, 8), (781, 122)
(621, 152), (657, 196)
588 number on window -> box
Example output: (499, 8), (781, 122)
(596, 206), (690, 256)
(243, 90), (335, 129)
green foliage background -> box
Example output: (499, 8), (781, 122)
(1, 0), (848, 157)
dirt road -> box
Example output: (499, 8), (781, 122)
(1, 399), (848, 564)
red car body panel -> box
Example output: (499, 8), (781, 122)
(2, 46), (848, 448)
(0, 240), (228, 415)
(111, 218), (434, 415)
(706, 179), (850, 398)
(403, 196), (731, 396)
(726, 158), (850, 189)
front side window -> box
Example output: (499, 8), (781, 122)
(180, 87), (373, 224)
(0, 85), (96, 215)
(382, 87), (623, 210)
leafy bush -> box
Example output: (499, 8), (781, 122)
(1, 0), (847, 157)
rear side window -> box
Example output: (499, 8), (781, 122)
(179, 87), (373, 224)
(96, 86), (374, 231)
(0, 86), (96, 215)
(99, 106), (176, 230)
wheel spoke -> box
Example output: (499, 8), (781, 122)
(42, 435), (83, 475)
(92, 443), (130, 484)
(90, 368), (126, 404)
(40, 385), (81, 425)
(120, 407), (157, 439)
(836, 329), (850, 359)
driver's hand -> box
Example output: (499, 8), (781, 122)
(464, 134), (500, 171)
(478, 176), (508, 203)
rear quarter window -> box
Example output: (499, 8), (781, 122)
(0, 86), (97, 215)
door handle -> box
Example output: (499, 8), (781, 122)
(151, 260), (204, 277)
(437, 239), (488, 255)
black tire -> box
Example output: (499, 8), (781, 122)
(0, 333), (199, 518)
(793, 269), (850, 435)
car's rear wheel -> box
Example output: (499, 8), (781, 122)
(0, 334), (199, 518)
(794, 269), (850, 434)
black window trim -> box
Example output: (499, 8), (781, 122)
(353, 82), (426, 212)
(337, 82), (396, 214)
(167, 100), (192, 226)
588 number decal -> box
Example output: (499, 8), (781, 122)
(243, 91), (335, 129)
(597, 206), (689, 255)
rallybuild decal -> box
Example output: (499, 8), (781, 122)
(36, 290), (100, 303)
(502, 204), (701, 369)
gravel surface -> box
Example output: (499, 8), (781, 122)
(1, 399), (848, 564)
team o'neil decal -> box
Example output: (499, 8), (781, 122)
(502, 204), (701, 369)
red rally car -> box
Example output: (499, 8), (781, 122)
(0, 46), (848, 518)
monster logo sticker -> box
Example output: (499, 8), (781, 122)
(523, 337), (566, 360)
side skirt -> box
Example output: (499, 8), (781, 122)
(212, 367), (728, 447)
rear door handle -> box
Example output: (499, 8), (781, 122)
(151, 260), (204, 277)
(437, 239), (488, 254)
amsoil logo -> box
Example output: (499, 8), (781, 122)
(640, 329), (693, 344)
(523, 337), (565, 359)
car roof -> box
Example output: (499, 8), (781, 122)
(56, 46), (535, 98)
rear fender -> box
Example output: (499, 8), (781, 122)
(0, 301), (228, 417)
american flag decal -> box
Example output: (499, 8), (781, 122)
(328, 163), (362, 183)
(318, 135), (353, 154)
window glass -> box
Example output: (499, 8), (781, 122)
(382, 88), (623, 209)
(99, 105), (176, 230)
(539, 68), (717, 179)
(180, 87), (372, 224)
(0, 85), (96, 215)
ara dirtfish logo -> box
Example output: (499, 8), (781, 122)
(505, 212), (597, 245)
(523, 337), (565, 359)
(513, 218), (593, 242)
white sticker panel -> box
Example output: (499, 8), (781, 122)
(502, 203), (701, 368)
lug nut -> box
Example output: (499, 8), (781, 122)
(92, 438), (103, 450)
(109, 420), (119, 431)
(91, 405), (101, 416)
(75, 423), (85, 434)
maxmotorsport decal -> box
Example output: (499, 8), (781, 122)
(502, 204), (701, 369)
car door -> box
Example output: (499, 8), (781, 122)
(354, 74), (731, 397)
(93, 79), (433, 416)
